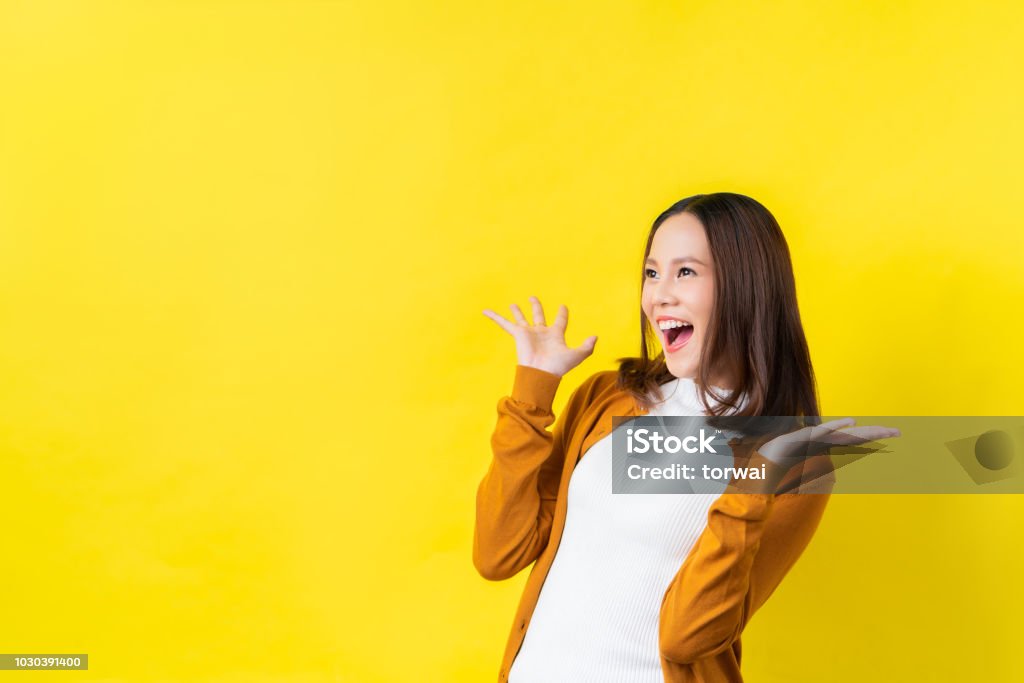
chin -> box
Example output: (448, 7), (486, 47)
(664, 356), (697, 380)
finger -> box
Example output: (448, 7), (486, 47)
(849, 426), (900, 439)
(530, 295), (546, 327)
(575, 335), (597, 355)
(819, 417), (856, 432)
(510, 303), (529, 326)
(553, 304), (568, 333)
(806, 417), (856, 442)
(482, 309), (517, 335)
(820, 426), (901, 445)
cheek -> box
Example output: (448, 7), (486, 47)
(696, 284), (714, 318)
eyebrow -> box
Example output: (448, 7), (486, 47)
(645, 256), (708, 267)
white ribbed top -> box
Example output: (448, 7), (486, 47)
(507, 377), (738, 683)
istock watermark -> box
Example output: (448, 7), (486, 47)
(610, 415), (1024, 494)
(625, 427), (718, 454)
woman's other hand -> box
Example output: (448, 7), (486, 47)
(758, 417), (902, 469)
(482, 296), (598, 377)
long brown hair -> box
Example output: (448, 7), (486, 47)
(616, 192), (820, 419)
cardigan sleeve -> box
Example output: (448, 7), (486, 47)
(658, 445), (834, 664)
(472, 364), (602, 581)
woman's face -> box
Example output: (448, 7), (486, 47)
(641, 212), (716, 382)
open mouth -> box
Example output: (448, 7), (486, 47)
(659, 320), (694, 353)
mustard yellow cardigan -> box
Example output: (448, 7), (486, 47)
(474, 364), (833, 683)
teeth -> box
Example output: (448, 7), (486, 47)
(657, 319), (692, 330)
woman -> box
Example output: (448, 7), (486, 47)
(475, 192), (898, 682)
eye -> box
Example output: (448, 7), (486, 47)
(678, 267), (695, 277)
(644, 268), (658, 279)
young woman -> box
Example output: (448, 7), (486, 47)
(475, 192), (898, 683)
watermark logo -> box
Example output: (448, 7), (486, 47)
(944, 428), (1021, 485)
(625, 427), (718, 454)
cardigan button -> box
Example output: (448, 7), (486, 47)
(519, 618), (526, 630)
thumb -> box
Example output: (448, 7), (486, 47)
(580, 335), (598, 352)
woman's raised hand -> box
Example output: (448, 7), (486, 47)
(482, 296), (598, 377)
(758, 417), (902, 468)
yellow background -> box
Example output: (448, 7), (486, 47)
(1, 1), (1022, 681)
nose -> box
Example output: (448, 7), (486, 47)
(653, 277), (678, 306)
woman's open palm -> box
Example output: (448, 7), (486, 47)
(758, 417), (902, 468)
(482, 296), (597, 377)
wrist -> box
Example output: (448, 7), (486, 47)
(510, 364), (562, 409)
(519, 358), (566, 377)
